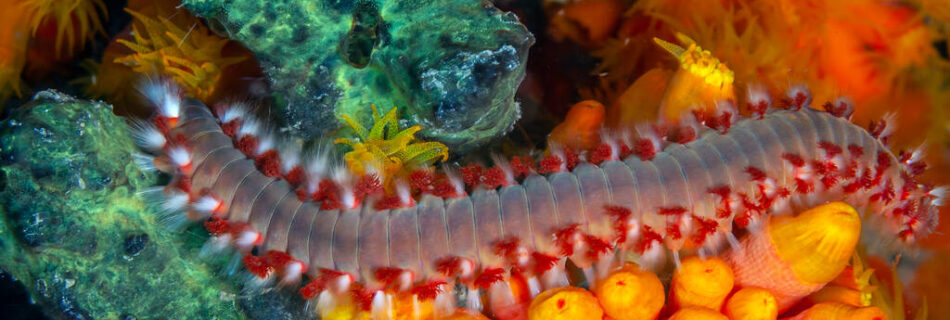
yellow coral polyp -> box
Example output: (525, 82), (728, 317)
(770, 201), (861, 284)
(654, 34), (735, 88)
(671, 256), (735, 311)
(20, 0), (107, 57)
(114, 8), (245, 102)
(527, 287), (603, 320)
(652, 33), (737, 122)
(336, 105), (449, 181)
(724, 287), (779, 320)
(594, 262), (665, 320)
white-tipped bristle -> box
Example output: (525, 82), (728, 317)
(192, 195), (221, 214)
(747, 84), (770, 105)
(161, 190), (189, 212)
(930, 186), (948, 206)
(634, 124), (662, 150)
(786, 84), (812, 108)
(218, 102), (248, 123)
(371, 291), (390, 319)
(638, 244), (666, 271)
(279, 144), (302, 173)
(715, 99), (738, 116)
(237, 118), (260, 137)
(234, 230), (260, 250)
(490, 154), (516, 185)
(466, 288), (483, 312)
(200, 234), (234, 257)
(129, 120), (167, 152)
(168, 147), (192, 167)
(256, 134), (275, 155)
(880, 112), (897, 138)
(132, 153), (157, 172)
(140, 79), (181, 118)
(280, 261), (305, 286)
(441, 165), (466, 196)
(833, 97), (855, 118)
(396, 181), (413, 206)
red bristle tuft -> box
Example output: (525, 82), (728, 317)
(460, 164), (483, 188)
(538, 155), (564, 174)
(585, 235), (612, 260)
(264, 250), (294, 269)
(781, 153), (805, 167)
(637, 225), (662, 254)
(349, 284), (374, 311)
(435, 257), (463, 277)
(318, 268), (349, 282)
(908, 161), (927, 176)
(554, 224), (581, 256)
(153, 116), (172, 135)
(255, 150), (282, 177)
(493, 237), (521, 258)
(709, 186), (733, 218)
(818, 141), (842, 158)
(666, 223), (682, 240)
(659, 206), (687, 216)
(795, 178), (814, 194)
(373, 195), (403, 210)
(474, 268), (506, 289)
(619, 142), (633, 159)
(204, 216), (231, 236)
(634, 138), (656, 160)
(374, 267), (405, 286)
(870, 180), (896, 204)
(243, 254), (273, 278)
(735, 212), (752, 227)
(430, 181), (458, 198)
(706, 111), (734, 133)
(745, 166), (767, 181)
(748, 101), (768, 119)
(876, 151), (893, 170)
(868, 119), (889, 139)
(590, 143), (613, 165)
(531, 252), (559, 274)
(412, 280), (447, 300)
(354, 174), (382, 199)
(409, 170), (435, 192)
(848, 145), (864, 157)
(481, 166), (507, 189)
(319, 194), (342, 210)
(237, 135), (259, 156)
(820, 174), (839, 189)
(171, 133), (188, 146)
(172, 175), (192, 193)
(564, 147), (579, 170)
(691, 215), (719, 245)
(299, 277), (325, 299)
(605, 205), (632, 243)
(510, 156), (536, 178)
(283, 166), (305, 186)
(221, 119), (241, 138)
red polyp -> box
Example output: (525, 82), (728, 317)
(634, 138), (656, 161)
(243, 254), (273, 278)
(283, 166), (305, 187)
(430, 181), (458, 198)
(531, 252), (559, 275)
(411, 280), (447, 300)
(538, 155), (564, 174)
(237, 135), (260, 156)
(474, 268), (506, 289)
(204, 216), (231, 236)
(349, 284), (374, 311)
(510, 156), (536, 178)
(255, 150), (282, 177)
(460, 164), (484, 188)
(590, 143), (613, 165)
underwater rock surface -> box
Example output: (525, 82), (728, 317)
(183, 0), (534, 152)
(0, 92), (313, 319)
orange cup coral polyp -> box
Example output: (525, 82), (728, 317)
(671, 256), (735, 311)
(593, 262), (665, 320)
(527, 287), (603, 320)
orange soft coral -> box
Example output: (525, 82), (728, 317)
(0, 0), (30, 104)
(20, 0), (107, 57)
(112, 7), (245, 102)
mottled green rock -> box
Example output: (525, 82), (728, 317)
(184, 0), (533, 152)
(0, 91), (244, 320)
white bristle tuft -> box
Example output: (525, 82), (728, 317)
(167, 147), (192, 168)
(930, 186), (948, 206)
(192, 195), (221, 214)
(746, 84), (771, 107)
(280, 261), (305, 286)
(396, 180), (413, 206)
(880, 112), (897, 139)
(786, 85), (812, 109)
(161, 190), (189, 214)
(132, 153), (157, 172)
(833, 97), (855, 119)
(255, 134), (275, 155)
(140, 79), (181, 119)
(441, 164), (466, 196)
(129, 120), (167, 152)
(234, 230), (260, 251)
(200, 234), (234, 257)
(279, 143), (302, 173)
(237, 118), (260, 137)
(490, 154), (516, 185)
(217, 102), (248, 123)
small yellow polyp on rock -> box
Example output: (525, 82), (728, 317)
(786, 302), (888, 320)
(528, 287), (603, 320)
(723, 287), (778, 320)
(668, 307), (729, 320)
(671, 256), (734, 311)
(593, 262), (664, 320)
(770, 202), (861, 284)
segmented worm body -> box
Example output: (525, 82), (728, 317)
(137, 82), (939, 315)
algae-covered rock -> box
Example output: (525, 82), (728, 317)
(183, 0), (533, 152)
(0, 91), (244, 319)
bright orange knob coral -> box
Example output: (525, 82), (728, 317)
(440, 309), (490, 320)
(527, 287), (603, 320)
(785, 302), (887, 320)
(668, 307), (728, 320)
(671, 256), (734, 311)
(723, 287), (778, 320)
(549, 0), (624, 46)
(548, 100), (605, 151)
(594, 262), (664, 320)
